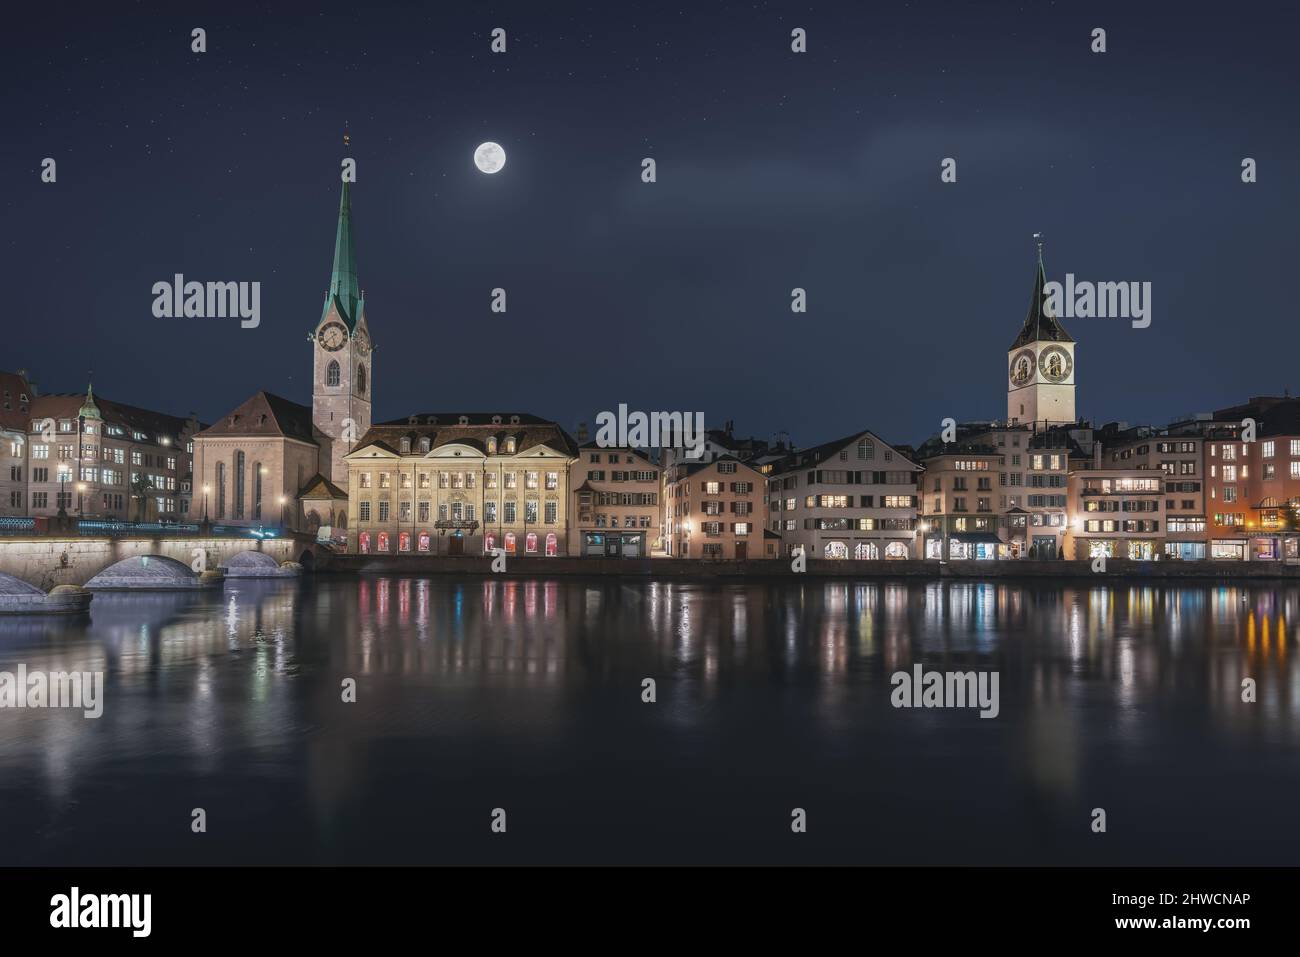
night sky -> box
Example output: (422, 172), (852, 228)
(5, 1), (1297, 449)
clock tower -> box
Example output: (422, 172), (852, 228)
(312, 175), (373, 490)
(1007, 240), (1075, 427)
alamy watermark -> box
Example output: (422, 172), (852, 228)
(0, 665), (103, 718)
(890, 665), (999, 719)
(594, 404), (705, 459)
(1043, 274), (1151, 329)
(50, 887), (150, 937)
(152, 274), (261, 328)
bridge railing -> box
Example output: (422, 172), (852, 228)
(0, 517), (37, 537)
(0, 517), (299, 539)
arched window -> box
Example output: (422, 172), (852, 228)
(356, 364), (367, 396)
(326, 360), (340, 387)
(824, 541), (848, 559)
(253, 461), (263, 520)
(419, 437), (430, 453)
(487, 437), (497, 454)
(855, 542), (879, 560)
(234, 451), (246, 519)
(885, 541), (908, 560)
(216, 462), (226, 518)
(505, 437), (516, 454)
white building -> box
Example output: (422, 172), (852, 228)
(765, 430), (920, 559)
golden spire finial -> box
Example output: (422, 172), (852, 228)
(343, 123), (350, 150)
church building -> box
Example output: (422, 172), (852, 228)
(190, 159), (368, 536)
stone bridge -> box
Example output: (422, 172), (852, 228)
(0, 534), (327, 589)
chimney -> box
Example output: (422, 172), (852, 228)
(576, 421), (589, 443)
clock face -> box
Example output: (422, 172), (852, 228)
(1039, 346), (1072, 383)
(1009, 349), (1035, 386)
(317, 321), (347, 352)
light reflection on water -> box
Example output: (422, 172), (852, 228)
(0, 576), (1297, 865)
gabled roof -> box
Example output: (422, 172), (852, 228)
(196, 391), (317, 444)
(298, 473), (348, 501)
(1010, 251), (1073, 350)
(672, 453), (763, 480)
(766, 429), (920, 475)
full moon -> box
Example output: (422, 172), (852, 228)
(474, 142), (505, 174)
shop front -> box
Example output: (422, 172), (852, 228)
(582, 530), (645, 558)
(948, 532), (1000, 560)
(1165, 541), (1207, 560)
(1211, 539), (1247, 560)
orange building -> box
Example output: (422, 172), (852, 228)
(664, 456), (774, 559)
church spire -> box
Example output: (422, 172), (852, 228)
(322, 132), (363, 330)
(79, 379), (101, 420)
(1010, 234), (1072, 349)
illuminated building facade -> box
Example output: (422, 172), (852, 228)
(569, 444), (662, 557)
(765, 429), (920, 559)
(345, 414), (577, 557)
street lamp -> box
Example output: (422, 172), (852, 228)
(76, 481), (86, 520)
(202, 483), (210, 524)
(56, 463), (71, 523)
(279, 495), (288, 530)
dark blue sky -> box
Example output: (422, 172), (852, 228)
(4, 1), (1297, 449)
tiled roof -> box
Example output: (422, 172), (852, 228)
(31, 391), (196, 441)
(673, 454), (763, 479)
(0, 370), (35, 431)
(767, 429), (919, 474)
(359, 414), (577, 457)
(196, 391), (316, 444)
(298, 473), (348, 500)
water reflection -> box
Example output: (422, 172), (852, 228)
(0, 577), (1298, 865)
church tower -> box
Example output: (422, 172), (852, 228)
(311, 156), (373, 490)
(1007, 239), (1075, 427)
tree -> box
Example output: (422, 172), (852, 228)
(129, 474), (156, 523)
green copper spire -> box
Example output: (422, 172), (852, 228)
(322, 178), (364, 330)
(79, 381), (101, 420)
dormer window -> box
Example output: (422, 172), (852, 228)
(509, 415), (520, 425)
(505, 437), (516, 454)
(491, 415), (502, 425)
(487, 437), (497, 454)
(458, 415), (469, 426)
(408, 415), (418, 425)
(426, 416), (437, 425)
(419, 437), (431, 453)
(400, 437), (411, 454)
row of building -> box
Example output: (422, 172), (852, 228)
(3, 168), (1297, 563)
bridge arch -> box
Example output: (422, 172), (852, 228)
(85, 554), (209, 591)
